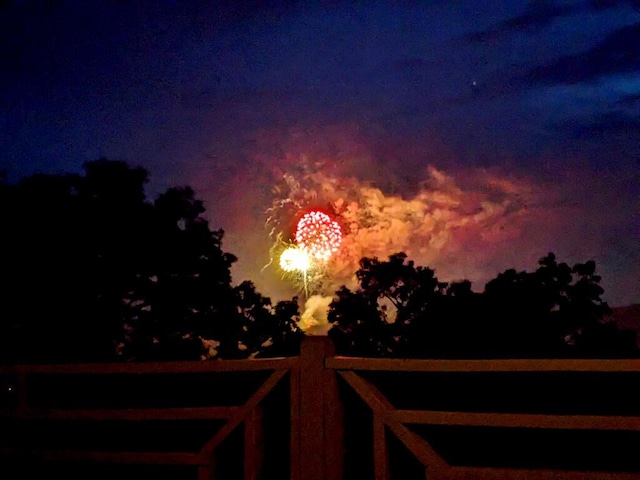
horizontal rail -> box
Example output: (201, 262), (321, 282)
(5, 342), (640, 479)
(0, 447), (207, 465)
(199, 369), (288, 455)
(0, 357), (299, 375)
(337, 370), (449, 473)
(336, 363), (640, 479)
(393, 410), (640, 430)
(3, 406), (240, 421)
(448, 466), (640, 480)
(326, 356), (640, 372)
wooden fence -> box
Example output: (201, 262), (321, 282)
(327, 355), (640, 480)
(2, 336), (640, 479)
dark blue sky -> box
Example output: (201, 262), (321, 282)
(2, 1), (639, 306)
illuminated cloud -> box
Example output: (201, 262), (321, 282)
(203, 123), (637, 312)
(267, 160), (540, 298)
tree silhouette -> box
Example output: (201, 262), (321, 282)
(231, 281), (303, 359)
(0, 159), (302, 363)
(328, 252), (637, 358)
(329, 253), (448, 356)
(482, 253), (636, 357)
(481, 253), (572, 356)
(0, 161), (150, 362)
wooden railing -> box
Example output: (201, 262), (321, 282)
(3, 337), (640, 479)
(327, 355), (640, 480)
(0, 357), (297, 480)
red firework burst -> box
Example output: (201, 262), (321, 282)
(295, 210), (342, 261)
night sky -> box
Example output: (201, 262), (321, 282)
(2, 1), (639, 308)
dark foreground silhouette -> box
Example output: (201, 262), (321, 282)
(0, 159), (636, 364)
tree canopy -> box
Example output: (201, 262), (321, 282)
(328, 252), (638, 358)
(0, 159), (302, 363)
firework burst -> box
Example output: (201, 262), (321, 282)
(279, 246), (311, 272)
(295, 210), (342, 262)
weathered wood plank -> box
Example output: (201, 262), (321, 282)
(394, 410), (640, 431)
(323, 342), (344, 480)
(298, 337), (328, 480)
(449, 466), (640, 480)
(373, 412), (389, 480)
(338, 370), (448, 476)
(327, 357), (640, 373)
(199, 369), (287, 455)
(3, 406), (240, 421)
(244, 406), (264, 480)
(0, 357), (299, 375)
(197, 465), (215, 480)
(0, 447), (206, 465)
(290, 366), (301, 480)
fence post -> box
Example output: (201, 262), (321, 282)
(292, 336), (344, 480)
(244, 405), (264, 480)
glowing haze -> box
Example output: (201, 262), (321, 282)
(254, 151), (636, 332)
(210, 123), (636, 332)
(266, 158), (538, 305)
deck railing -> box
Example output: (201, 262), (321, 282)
(327, 355), (640, 480)
(1, 357), (297, 480)
(2, 337), (640, 479)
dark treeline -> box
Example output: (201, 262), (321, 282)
(0, 159), (636, 363)
(0, 159), (302, 363)
(329, 252), (638, 358)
